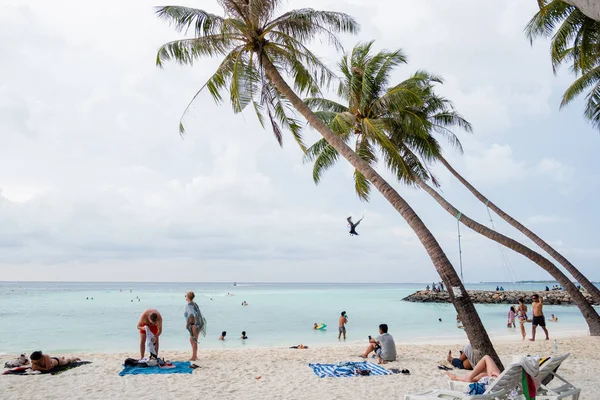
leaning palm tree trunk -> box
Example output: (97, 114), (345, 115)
(438, 155), (600, 305)
(416, 177), (600, 336)
(261, 56), (503, 367)
(562, 0), (600, 21)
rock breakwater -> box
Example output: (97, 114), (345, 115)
(403, 290), (597, 305)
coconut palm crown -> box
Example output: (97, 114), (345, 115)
(155, 0), (358, 147)
(526, 0), (600, 129)
(303, 41), (472, 200)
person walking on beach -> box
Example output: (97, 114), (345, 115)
(185, 291), (206, 361)
(338, 311), (348, 340)
(530, 293), (549, 341)
(517, 298), (528, 340)
(137, 309), (162, 359)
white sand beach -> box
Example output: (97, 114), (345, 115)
(1, 335), (598, 400)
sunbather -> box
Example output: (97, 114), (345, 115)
(446, 355), (500, 383)
(30, 351), (80, 372)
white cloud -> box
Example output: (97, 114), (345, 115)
(464, 144), (526, 185)
(537, 157), (574, 183)
(0, 0), (599, 282)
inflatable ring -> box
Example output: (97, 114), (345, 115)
(316, 323), (327, 330)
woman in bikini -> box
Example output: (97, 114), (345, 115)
(517, 298), (528, 340)
(30, 351), (80, 372)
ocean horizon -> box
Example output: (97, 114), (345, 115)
(1, 281), (595, 355)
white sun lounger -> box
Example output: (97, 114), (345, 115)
(535, 353), (580, 400)
(404, 362), (523, 400)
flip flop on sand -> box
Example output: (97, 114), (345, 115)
(437, 365), (452, 371)
(189, 364), (200, 369)
(401, 369), (410, 375)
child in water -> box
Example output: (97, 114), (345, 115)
(507, 306), (516, 328)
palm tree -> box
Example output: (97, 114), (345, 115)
(526, 0), (600, 131)
(436, 155), (600, 305)
(524, 1), (600, 304)
(303, 42), (600, 335)
(155, 1), (502, 366)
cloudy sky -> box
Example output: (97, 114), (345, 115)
(1, 0), (599, 283)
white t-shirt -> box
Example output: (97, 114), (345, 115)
(376, 333), (397, 361)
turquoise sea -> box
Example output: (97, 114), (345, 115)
(0, 282), (594, 355)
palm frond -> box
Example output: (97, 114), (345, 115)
(304, 97), (348, 112)
(561, 65), (600, 106)
(265, 9), (359, 50)
(155, 6), (227, 36)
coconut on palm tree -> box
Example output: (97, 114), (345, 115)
(526, 0), (600, 131)
(155, 1), (501, 366)
(303, 41), (600, 335)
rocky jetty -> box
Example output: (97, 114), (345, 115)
(403, 290), (598, 305)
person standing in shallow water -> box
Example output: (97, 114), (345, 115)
(185, 291), (205, 361)
(338, 311), (348, 340)
(517, 298), (528, 340)
(530, 293), (549, 341)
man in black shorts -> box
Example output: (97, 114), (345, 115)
(338, 311), (348, 340)
(530, 294), (549, 341)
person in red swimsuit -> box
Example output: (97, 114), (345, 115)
(137, 309), (163, 359)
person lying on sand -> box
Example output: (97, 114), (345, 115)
(30, 351), (80, 372)
(446, 355), (500, 383)
(289, 344), (308, 349)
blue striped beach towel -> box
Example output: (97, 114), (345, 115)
(308, 361), (392, 378)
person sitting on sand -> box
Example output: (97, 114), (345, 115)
(30, 351), (80, 372)
(551, 314), (558, 322)
(360, 323), (396, 364)
(446, 355), (500, 386)
(137, 309), (162, 359)
(241, 331), (248, 339)
(447, 344), (474, 370)
(218, 331), (227, 340)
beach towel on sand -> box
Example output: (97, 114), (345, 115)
(119, 361), (192, 376)
(308, 361), (392, 378)
(2, 361), (92, 376)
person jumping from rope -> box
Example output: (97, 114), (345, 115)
(347, 216), (363, 236)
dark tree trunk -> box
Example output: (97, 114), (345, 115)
(261, 56), (503, 368)
(416, 177), (600, 336)
(438, 155), (600, 305)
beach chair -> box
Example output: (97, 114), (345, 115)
(535, 353), (580, 400)
(404, 362), (523, 400)
(445, 354), (579, 400)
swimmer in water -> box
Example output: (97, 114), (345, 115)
(314, 323), (318, 330)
